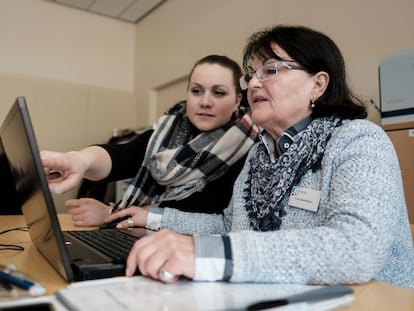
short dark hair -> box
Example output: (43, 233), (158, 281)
(189, 54), (243, 94)
(242, 25), (367, 119)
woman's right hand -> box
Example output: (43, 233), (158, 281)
(41, 150), (88, 194)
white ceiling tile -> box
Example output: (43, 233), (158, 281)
(55, 0), (94, 10)
(119, 0), (166, 23)
(89, 0), (135, 16)
(46, 0), (167, 23)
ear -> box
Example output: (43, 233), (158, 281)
(312, 71), (329, 100)
(235, 92), (242, 110)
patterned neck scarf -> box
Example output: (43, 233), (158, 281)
(119, 102), (259, 209)
(244, 116), (342, 231)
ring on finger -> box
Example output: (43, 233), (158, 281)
(159, 269), (175, 283)
(127, 217), (133, 227)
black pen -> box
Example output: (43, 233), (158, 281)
(247, 284), (353, 311)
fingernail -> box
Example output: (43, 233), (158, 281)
(50, 184), (60, 194)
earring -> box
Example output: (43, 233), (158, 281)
(310, 99), (315, 109)
(233, 108), (240, 118)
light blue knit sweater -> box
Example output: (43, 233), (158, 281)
(161, 119), (414, 288)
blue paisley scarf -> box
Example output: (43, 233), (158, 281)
(244, 116), (342, 231)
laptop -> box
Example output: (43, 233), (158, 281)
(0, 97), (146, 281)
(0, 137), (21, 215)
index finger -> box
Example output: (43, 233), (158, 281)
(105, 208), (130, 223)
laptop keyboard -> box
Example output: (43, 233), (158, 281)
(68, 229), (138, 261)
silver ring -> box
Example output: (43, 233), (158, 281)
(159, 269), (175, 283)
(127, 217), (133, 227)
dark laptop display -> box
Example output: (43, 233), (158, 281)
(0, 137), (21, 215)
(0, 97), (145, 281)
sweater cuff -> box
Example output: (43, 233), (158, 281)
(145, 207), (164, 230)
(193, 235), (233, 281)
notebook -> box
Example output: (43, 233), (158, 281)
(0, 97), (146, 282)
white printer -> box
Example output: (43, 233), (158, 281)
(379, 48), (414, 124)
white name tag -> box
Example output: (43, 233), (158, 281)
(288, 186), (321, 212)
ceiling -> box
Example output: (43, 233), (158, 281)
(46, 0), (167, 24)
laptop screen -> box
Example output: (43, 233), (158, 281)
(0, 97), (73, 281)
(0, 136), (21, 214)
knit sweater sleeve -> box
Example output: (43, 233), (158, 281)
(158, 160), (248, 234)
(228, 120), (414, 287)
(160, 200), (233, 235)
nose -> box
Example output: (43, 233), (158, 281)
(199, 92), (212, 107)
(248, 73), (262, 89)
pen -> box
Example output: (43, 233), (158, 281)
(246, 284), (353, 311)
(0, 277), (13, 291)
(0, 276), (18, 298)
(0, 270), (46, 296)
(0, 271), (34, 289)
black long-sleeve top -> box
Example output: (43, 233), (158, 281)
(98, 129), (247, 214)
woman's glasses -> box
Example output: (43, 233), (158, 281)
(239, 61), (305, 90)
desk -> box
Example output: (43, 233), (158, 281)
(1, 214), (413, 310)
(0, 214), (89, 295)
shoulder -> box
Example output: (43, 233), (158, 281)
(334, 119), (386, 137)
(330, 119), (393, 149)
(326, 119), (398, 167)
(336, 119), (385, 135)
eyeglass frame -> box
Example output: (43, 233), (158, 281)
(239, 61), (306, 90)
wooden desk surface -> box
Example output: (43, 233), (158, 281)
(1, 214), (413, 310)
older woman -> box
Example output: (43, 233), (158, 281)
(110, 25), (414, 288)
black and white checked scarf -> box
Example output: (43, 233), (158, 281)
(118, 102), (259, 209)
(244, 116), (342, 231)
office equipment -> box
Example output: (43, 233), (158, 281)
(0, 272), (42, 296)
(245, 284), (353, 310)
(0, 302), (56, 311)
(0, 277), (15, 300)
(54, 276), (354, 311)
(1, 214), (413, 310)
(0, 265), (45, 296)
(0, 135), (21, 215)
(379, 48), (414, 125)
(0, 296), (62, 311)
(0, 97), (146, 282)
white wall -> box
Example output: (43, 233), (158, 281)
(0, 0), (136, 91)
(0, 0), (140, 150)
(1, 0), (413, 210)
(0, 0), (139, 211)
(134, 0), (414, 125)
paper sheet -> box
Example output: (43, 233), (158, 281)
(55, 276), (353, 311)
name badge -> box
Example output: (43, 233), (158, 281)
(288, 186), (321, 212)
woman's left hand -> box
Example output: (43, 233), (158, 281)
(125, 229), (195, 283)
(104, 205), (149, 228)
(66, 198), (111, 227)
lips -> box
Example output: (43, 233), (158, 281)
(196, 112), (214, 117)
(252, 95), (268, 104)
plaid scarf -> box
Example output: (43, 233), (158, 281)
(118, 102), (259, 209)
(244, 116), (342, 231)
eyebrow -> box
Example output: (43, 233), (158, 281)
(189, 82), (230, 90)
